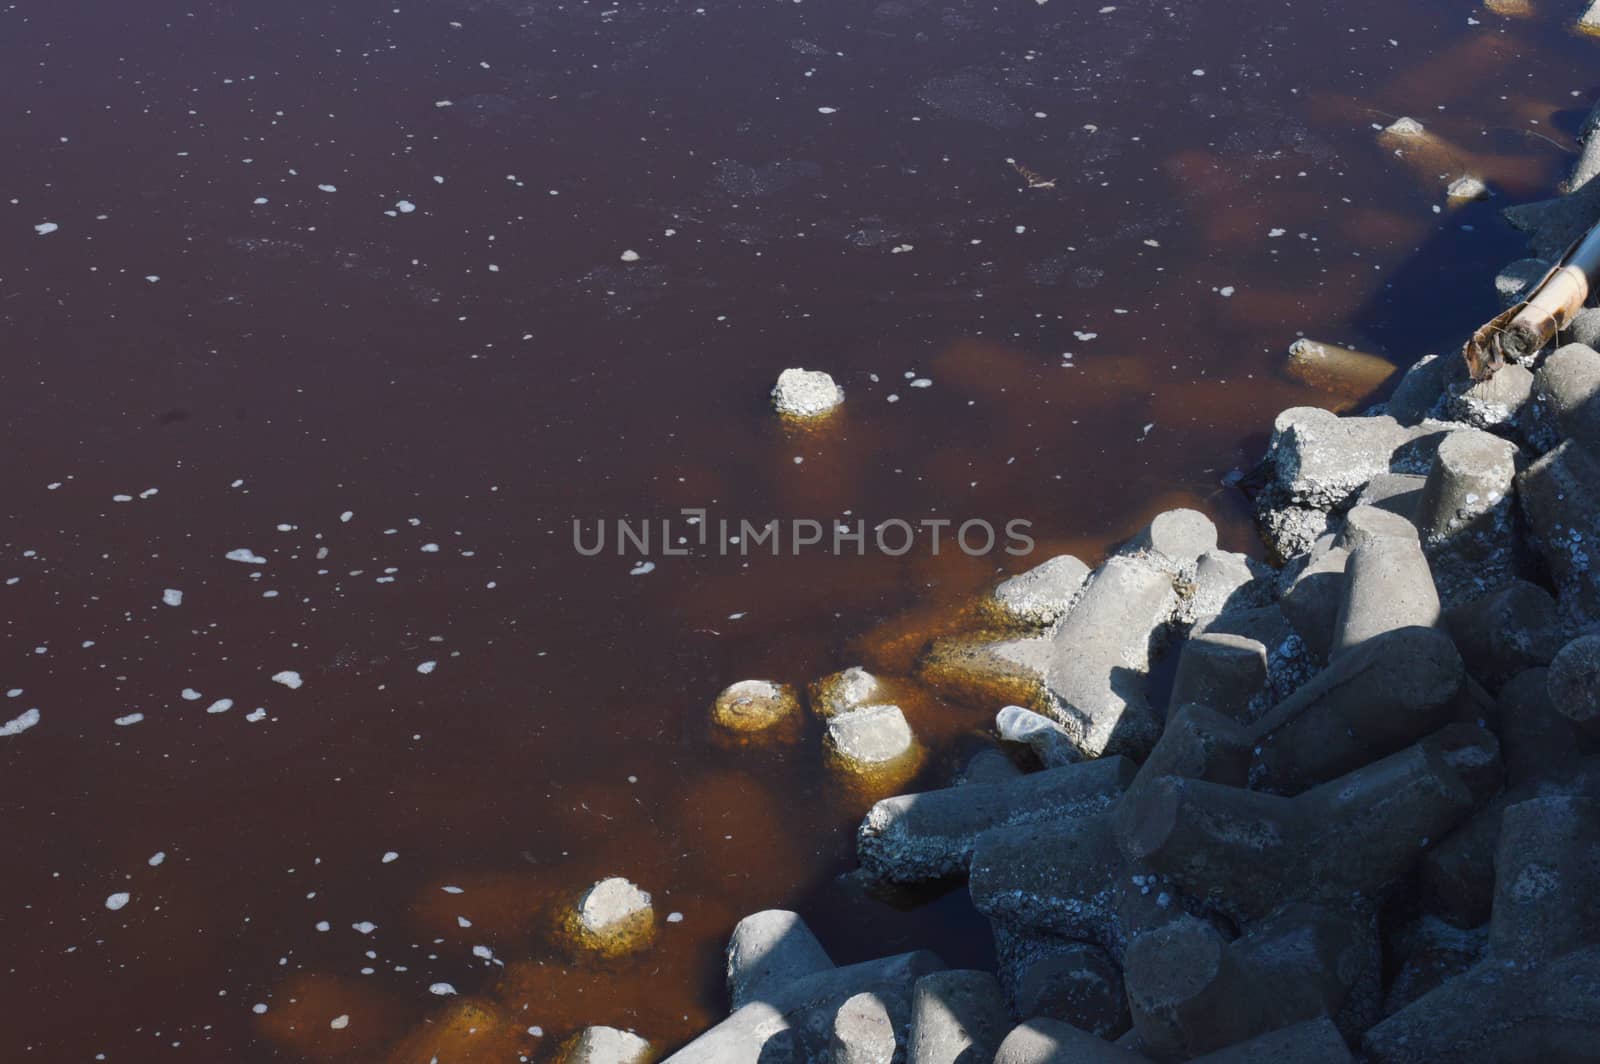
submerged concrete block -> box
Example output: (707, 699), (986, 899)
(560, 1026), (654, 1064)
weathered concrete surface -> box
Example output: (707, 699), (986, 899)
(1354, 471), (1426, 518)
(995, 704), (1078, 769)
(1118, 508), (1218, 570)
(1365, 797), (1600, 1063)
(1413, 427), (1521, 610)
(1528, 341), (1600, 453)
(566, 877), (655, 956)
(1329, 535), (1441, 658)
(1383, 916), (1486, 1017)
(906, 970), (1010, 1064)
(1009, 942), (1128, 1039)
(1518, 439), (1600, 634)
(1249, 626), (1464, 793)
(560, 1026), (654, 1064)
(856, 757), (1134, 884)
(991, 554), (1091, 628)
(1255, 406), (1453, 558)
(1168, 633), (1270, 723)
(1121, 740), (1474, 924)
(992, 1018), (1151, 1064)
(1122, 906), (1368, 1059)
(1177, 550), (1271, 628)
(665, 951), (944, 1064)
(831, 992), (897, 1064)
(1549, 634), (1600, 732)
(809, 666), (881, 719)
(955, 746), (1024, 786)
(713, 679), (802, 737)
(1444, 361), (1534, 433)
(1443, 581), (1565, 689)
(1193, 605), (1313, 706)
(726, 910), (834, 1010)
(968, 812), (1132, 958)
(1417, 669), (1597, 928)
(1276, 541), (1349, 664)
(827, 705), (916, 769)
(1038, 554), (1179, 759)
(1185, 1018), (1352, 1063)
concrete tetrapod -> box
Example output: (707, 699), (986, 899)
(1119, 738), (1475, 925)
(1247, 625), (1464, 793)
(664, 950), (945, 1064)
(1364, 797), (1600, 1063)
(856, 756), (1135, 884)
(725, 909), (834, 1010)
(905, 970), (1010, 1064)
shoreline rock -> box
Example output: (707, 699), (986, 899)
(644, 154), (1600, 1064)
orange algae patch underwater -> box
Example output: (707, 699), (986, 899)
(385, 998), (532, 1063)
(253, 973), (412, 1062)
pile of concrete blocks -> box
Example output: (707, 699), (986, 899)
(645, 143), (1600, 1064)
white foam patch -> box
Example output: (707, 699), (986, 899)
(246, 708), (267, 722)
(330, 1015), (349, 1029)
(206, 699), (234, 714)
(149, 852), (166, 866)
(105, 892), (131, 911)
(162, 589), (184, 607)
(417, 661), (437, 675)
(35, 222), (59, 235)
(271, 671), (303, 690)
(382, 851), (399, 863)
(1, 708), (40, 736)
(226, 549), (267, 564)
(428, 983), (457, 996)
(353, 921), (377, 934)
(114, 713), (145, 726)
(182, 688), (202, 701)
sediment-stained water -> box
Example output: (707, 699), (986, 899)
(1, 0), (1597, 1057)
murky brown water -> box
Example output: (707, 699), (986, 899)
(3, 0), (1598, 1058)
